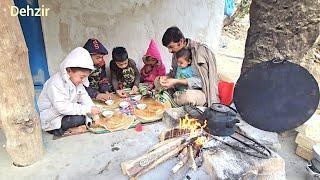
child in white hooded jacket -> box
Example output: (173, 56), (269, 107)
(38, 47), (101, 136)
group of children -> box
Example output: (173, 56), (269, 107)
(38, 38), (193, 136)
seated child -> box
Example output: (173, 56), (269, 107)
(83, 38), (111, 101)
(140, 39), (166, 89)
(109, 47), (140, 97)
(175, 48), (193, 91)
(37, 47), (101, 136)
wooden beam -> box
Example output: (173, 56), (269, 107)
(0, 0), (45, 166)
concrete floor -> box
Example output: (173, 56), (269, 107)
(0, 122), (308, 180)
(0, 122), (211, 180)
(277, 132), (308, 180)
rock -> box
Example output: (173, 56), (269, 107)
(296, 145), (313, 161)
(236, 120), (281, 151)
(295, 133), (320, 150)
(162, 107), (186, 128)
(295, 113), (320, 137)
(202, 141), (286, 180)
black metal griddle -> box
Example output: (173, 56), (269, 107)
(234, 59), (319, 132)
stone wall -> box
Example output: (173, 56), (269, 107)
(39, 0), (224, 75)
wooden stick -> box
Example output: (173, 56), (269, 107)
(172, 147), (189, 173)
(159, 128), (190, 141)
(177, 147), (188, 160)
(147, 137), (179, 153)
(134, 142), (189, 178)
(189, 146), (197, 170)
(121, 137), (185, 176)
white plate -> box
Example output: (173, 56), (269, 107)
(119, 101), (130, 108)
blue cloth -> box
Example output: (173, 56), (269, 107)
(175, 66), (193, 91)
(224, 0), (235, 17)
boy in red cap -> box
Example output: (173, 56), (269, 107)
(83, 38), (111, 101)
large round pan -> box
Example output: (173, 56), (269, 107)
(234, 59), (319, 132)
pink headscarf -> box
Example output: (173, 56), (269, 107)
(141, 39), (166, 84)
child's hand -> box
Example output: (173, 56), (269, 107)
(116, 89), (128, 98)
(147, 84), (154, 90)
(96, 93), (111, 101)
(91, 106), (101, 116)
(129, 85), (139, 95)
(159, 76), (168, 86)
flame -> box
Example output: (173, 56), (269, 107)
(195, 136), (209, 146)
(179, 115), (208, 145)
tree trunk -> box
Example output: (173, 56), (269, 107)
(0, 0), (45, 166)
(241, 0), (320, 77)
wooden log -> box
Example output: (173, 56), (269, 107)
(189, 146), (197, 170)
(172, 147), (189, 173)
(134, 142), (189, 178)
(147, 137), (179, 153)
(0, 0), (45, 166)
(121, 137), (186, 176)
(159, 128), (190, 141)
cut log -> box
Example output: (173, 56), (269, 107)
(172, 147), (189, 173)
(189, 146), (197, 170)
(159, 128), (190, 142)
(147, 137), (179, 153)
(121, 137), (186, 176)
(134, 142), (189, 178)
(0, 0), (44, 166)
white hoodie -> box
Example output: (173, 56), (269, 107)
(38, 47), (95, 131)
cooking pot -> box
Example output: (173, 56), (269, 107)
(201, 103), (240, 136)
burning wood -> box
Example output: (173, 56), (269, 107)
(121, 136), (188, 177)
(172, 147), (189, 173)
(159, 128), (190, 141)
(121, 115), (209, 178)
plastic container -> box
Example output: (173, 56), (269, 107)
(218, 81), (235, 105)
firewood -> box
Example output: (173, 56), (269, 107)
(178, 147), (188, 160)
(189, 146), (197, 170)
(159, 128), (190, 141)
(172, 147), (190, 173)
(134, 142), (189, 178)
(147, 137), (179, 153)
(121, 137), (186, 176)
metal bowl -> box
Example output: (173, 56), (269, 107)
(311, 159), (320, 173)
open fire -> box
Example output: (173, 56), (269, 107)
(121, 115), (211, 179)
(121, 113), (272, 179)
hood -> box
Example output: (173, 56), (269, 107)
(143, 39), (163, 64)
(59, 47), (94, 87)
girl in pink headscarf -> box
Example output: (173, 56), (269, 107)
(141, 39), (166, 89)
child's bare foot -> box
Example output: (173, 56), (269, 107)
(64, 125), (87, 135)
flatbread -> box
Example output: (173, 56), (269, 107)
(135, 98), (171, 123)
(93, 113), (134, 132)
